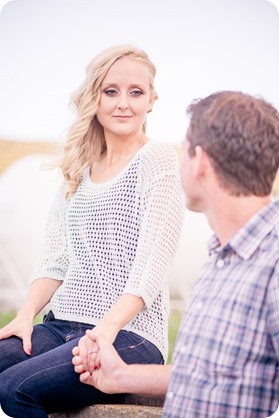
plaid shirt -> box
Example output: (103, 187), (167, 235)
(163, 200), (279, 417)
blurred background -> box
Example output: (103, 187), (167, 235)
(1, 0), (279, 313)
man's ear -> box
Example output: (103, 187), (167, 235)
(193, 145), (209, 178)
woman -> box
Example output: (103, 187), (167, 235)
(0, 44), (185, 417)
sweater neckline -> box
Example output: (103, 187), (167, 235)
(84, 140), (152, 189)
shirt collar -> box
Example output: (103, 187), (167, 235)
(208, 199), (279, 260)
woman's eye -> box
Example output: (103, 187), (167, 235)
(130, 90), (143, 96)
(104, 89), (117, 96)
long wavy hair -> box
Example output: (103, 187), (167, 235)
(60, 44), (157, 198)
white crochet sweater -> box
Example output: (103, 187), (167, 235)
(33, 141), (185, 361)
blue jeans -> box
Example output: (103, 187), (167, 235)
(0, 311), (163, 417)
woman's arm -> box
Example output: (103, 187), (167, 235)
(17, 277), (62, 319)
(0, 277), (62, 354)
(0, 183), (69, 354)
(125, 146), (185, 310)
(94, 293), (144, 342)
(77, 294), (144, 371)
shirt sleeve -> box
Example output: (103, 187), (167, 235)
(31, 182), (69, 281)
(124, 145), (185, 309)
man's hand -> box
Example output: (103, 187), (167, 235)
(72, 330), (127, 394)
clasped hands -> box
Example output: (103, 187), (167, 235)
(72, 330), (99, 381)
(72, 322), (117, 384)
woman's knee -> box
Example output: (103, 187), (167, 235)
(0, 337), (28, 373)
(0, 368), (19, 416)
(0, 361), (48, 417)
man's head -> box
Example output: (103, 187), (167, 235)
(184, 91), (279, 198)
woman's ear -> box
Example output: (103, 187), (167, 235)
(147, 93), (158, 113)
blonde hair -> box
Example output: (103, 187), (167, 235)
(60, 44), (157, 198)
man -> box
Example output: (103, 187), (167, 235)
(73, 91), (279, 417)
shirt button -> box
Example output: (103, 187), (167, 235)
(196, 301), (203, 311)
(180, 345), (187, 354)
(167, 391), (174, 399)
(216, 259), (225, 268)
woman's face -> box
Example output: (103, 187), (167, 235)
(97, 57), (154, 138)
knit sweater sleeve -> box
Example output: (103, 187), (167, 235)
(32, 182), (69, 281)
(124, 143), (185, 309)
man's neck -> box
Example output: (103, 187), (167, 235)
(206, 194), (271, 246)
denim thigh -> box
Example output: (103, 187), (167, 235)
(114, 330), (164, 365)
(0, 337), (120, 417)
(0, 310), (89, 373)
(0, 311), (163, 417)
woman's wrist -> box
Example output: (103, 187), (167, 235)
(17, 306), (37, 321)
(93, 320), (120, 343)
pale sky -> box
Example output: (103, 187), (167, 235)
(0, 0), (279, 144)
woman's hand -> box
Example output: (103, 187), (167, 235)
(0, 314), (33, 355)
(0, 278), (62, 356)
(75, 322), (118, 374)
(74, 332), (99, 375)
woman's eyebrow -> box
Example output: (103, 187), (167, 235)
(101, 83), (146, 88)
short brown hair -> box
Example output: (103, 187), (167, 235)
(187, 91), (279, 196)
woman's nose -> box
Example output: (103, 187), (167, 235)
(117, 95), (128, 110)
